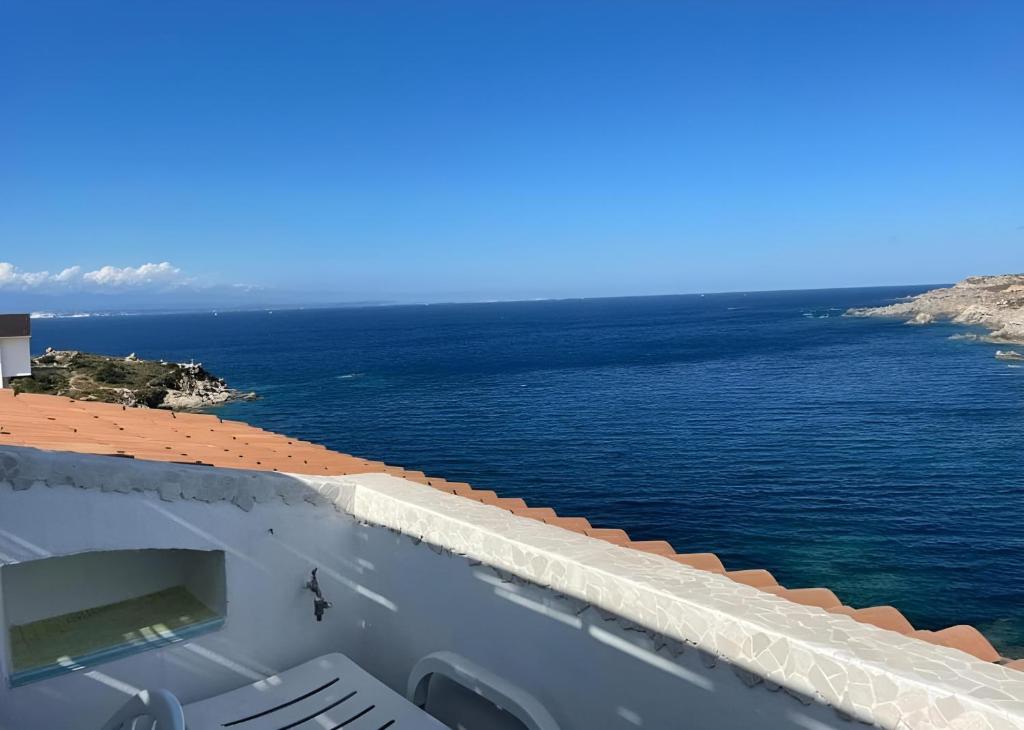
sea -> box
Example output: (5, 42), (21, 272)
(29, 286), (1024, 655)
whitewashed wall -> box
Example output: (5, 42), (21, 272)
(0, 482), (847, 729)
(0, 449), (1021, 730)
(0, 485), (362, 728)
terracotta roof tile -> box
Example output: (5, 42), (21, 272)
(0, 392), (1018, 669)
(848, 606), (915, 634)
(827, 605), (857, 617)
(465, 489), (499, 503)
(727, 569), (778, 588)
(482, 497), (530, 511)
(432, 481), (475, 496)
(921, 626), (1002, 663)
(510, 506), (559, 522)
(585, 528), (632, 546)
(669, 553), (726, 573)
(544, 517), (592, 534)
(764, 587), (842, 610)
(628, 540), (677, 556)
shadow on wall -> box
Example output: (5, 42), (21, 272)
(0, 447), (850, 730)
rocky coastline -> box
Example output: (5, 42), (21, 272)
(11, 349), (256, 410)
(846, 274), (1024, 345)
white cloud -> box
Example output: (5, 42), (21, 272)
(0, 261), (191, 292)
(82, 262), (184, 287)
(54, 266), (82, 283)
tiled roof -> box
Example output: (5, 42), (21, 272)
(1, 390), (1020, 672)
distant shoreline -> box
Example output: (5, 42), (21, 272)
(24, 283), (943, 321)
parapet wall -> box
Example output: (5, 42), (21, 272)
(0, 446), (1022, 730)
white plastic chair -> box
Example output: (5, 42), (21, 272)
(182, 652), (447, 729)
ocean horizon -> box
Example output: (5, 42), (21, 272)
(29, 284), (1024, 655)
(22, 281), (956, 320)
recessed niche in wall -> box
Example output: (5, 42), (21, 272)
(2, 548), (226, 687)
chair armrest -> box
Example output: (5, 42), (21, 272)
(408, 651), (559, 730)
(100, 688), (186, 730)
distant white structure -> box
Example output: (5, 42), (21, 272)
(0, 314), (31, 388)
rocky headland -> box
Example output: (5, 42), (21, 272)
(846, 274), (1024, 345)
(11, 349), (256, 410)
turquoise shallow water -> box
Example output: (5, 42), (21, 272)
(31, 286), (1024, 654)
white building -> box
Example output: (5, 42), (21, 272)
(0, 313), (31, 388)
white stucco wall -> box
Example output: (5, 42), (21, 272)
(0, 484), (364, 728)
(0, 482), (853, 730)
(0, 337), (30, 386)
(0, 447), (1021, 730)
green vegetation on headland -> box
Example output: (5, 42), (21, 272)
(12, 349), (254, 409)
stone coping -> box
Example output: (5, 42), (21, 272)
(1, 446), (1023, 729)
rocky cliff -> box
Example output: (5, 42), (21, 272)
(11, 349), (255, 409)
(847, 274), (1024, 344)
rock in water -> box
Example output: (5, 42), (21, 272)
(995, 350), (1024, 361)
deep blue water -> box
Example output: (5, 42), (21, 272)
(29, 287), (1024, 654)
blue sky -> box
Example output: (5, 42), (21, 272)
(1, 1), (1021, 308)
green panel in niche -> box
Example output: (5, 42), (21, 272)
(9, 585), (222, 686)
